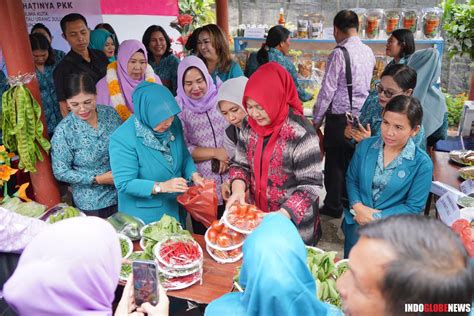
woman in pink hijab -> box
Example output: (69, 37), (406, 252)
(96, 39), (162, 121)
(3, 217), (121, 315)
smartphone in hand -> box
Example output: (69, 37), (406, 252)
(132, 260), (159, 306)
(352, 115), (361, 129)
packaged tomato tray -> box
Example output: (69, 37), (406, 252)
(205, 220), (245, 251)
(223, 204), (265, 234)
(206, 244), (243, 264)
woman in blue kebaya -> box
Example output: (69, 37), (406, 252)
(245, 25), (312, 102)
(29, 33), (63, 137)
(51, 72), (122, 218)
(346, 64), (426, 150)
(206, 213), (341, 316)
(109, 81), (204, 225)
(343, 95), (433, 257)
(142, 25), (180, 96)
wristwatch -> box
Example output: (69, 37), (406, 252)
(153, 182), (161, 194)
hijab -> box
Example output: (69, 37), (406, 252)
(133, 81), (181, 140)
(216, 76), (248, 114)
(407, 48), (447, 137)
(3, 217), (121, 315)
(89, 29), (115, 62)
(206, 213), (335, 316)
(117, 39), (157, 109)
(176, 55), (219, 113)
(243, 62), (303, 212)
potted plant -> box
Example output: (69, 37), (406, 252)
(442, 0), (474, 99)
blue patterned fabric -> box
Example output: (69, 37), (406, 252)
(372, 137), (416, 201)
(134, 118), (174, 166)
(385, 55), (409, 68)
(359, 90), (426, 150)
(51, 105), (122, 211)
(210, 60), (244, 84)
(245, 48), (312, 102)
(35, 65), (62, 137)
(53, 49), (66, 66)
(150, 54), (180, 96)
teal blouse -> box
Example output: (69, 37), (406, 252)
(210, 60), (244, 84)
(359, 90), (426, 150)
(51, 105), (122, 211)
(36, 65), (62, 137)
(150, 54), (180, 96)
(245, 48), (312, 102)
(372, 137), (416, 202)
(53, 49), (66, 66)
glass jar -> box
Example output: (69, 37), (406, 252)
(422, 8), (442, 39)
(384, 9), (401, 36)
(364, 9), (384, 39)
(351, 8), (367, 37)
(308, 14), (323, 39)
(297, 15), (310, 38)
(402, 9), (418, 33)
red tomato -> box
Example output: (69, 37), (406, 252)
(211, 220), (223, 232)
(245, 212), (257, 220)
(228, 248), (241, 257)
(207, 228), (219, 244)
(248, 205), (259, 213)
(220, 226), (231, 235)
(216, 233), (232, 247)
(228, 229), (244, 244)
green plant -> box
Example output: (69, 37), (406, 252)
(441, 0), (474, 60)
(444, 90), (468, 127)
(179, 0), (216, 27)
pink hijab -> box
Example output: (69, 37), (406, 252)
(175, 56), (220, 113)
(3, 217), (121, 315)
(96, 39), (161, 111)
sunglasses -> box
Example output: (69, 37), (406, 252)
(375, 83), (403, 99)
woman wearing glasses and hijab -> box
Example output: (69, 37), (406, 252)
(345, 64), (425, 150)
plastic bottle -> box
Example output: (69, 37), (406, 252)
(278, 8), (286, 26)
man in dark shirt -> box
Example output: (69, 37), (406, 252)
(53, 13), (108, 116)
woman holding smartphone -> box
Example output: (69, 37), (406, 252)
(345, 64), (426, 150)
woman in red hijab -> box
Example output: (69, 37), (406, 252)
(226, 62), (323, 245)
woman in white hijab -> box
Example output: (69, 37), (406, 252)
(216, 76), (248, 200)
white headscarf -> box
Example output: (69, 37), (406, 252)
(216, 76), (248, 114)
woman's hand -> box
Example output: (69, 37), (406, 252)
(219, 160), (229, 174)
(351, 124), (371, 143)
(221, 180), (231, 201)
(160, 178), (188, 193)
(353, 203), (380, 225)
(95, 171), (114, 185)
(344, 125), (353, 139)
(136, 284), (170, 316)
(214, 148), (229, 163)
(191, 173), (205, 187)
(225, 180), (246, 211)
(278, 208), (291, 219)
(115, 275), (138, 316)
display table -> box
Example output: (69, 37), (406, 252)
(133, 234), (241, 305)
(425, 151), (462, 215)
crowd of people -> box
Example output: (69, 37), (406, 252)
(0, 8), (467, 316)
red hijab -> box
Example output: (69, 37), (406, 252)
(243, 62), (303, 212)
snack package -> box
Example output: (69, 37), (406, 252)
(384, 9), (401, 36)
(422, 8), (441, 39)
(402, 9), (418, 33)
(365, 9), (383, 39)
(177, 179), (217, 228)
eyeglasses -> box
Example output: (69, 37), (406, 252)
(375, 83), (403, 99)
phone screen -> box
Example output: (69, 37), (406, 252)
(352, 116), (361, 129)
(132, 260), (159, 306)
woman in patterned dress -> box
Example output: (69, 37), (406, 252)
(226, 62), (323, 245)
(51, 72), (122, 218)
(29, 33), (63, 138)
